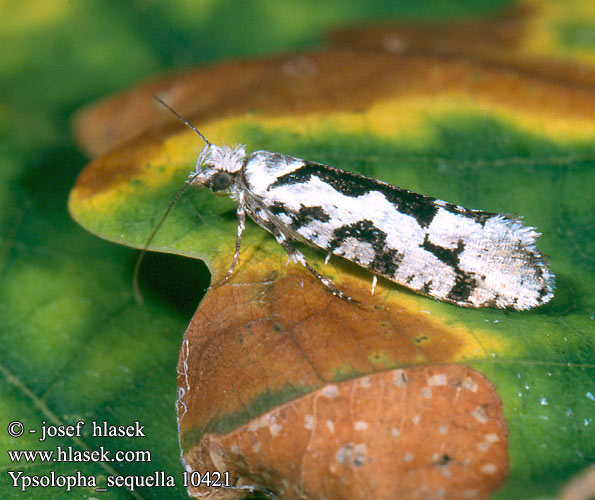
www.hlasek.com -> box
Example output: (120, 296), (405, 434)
(6, 419), (230, 492)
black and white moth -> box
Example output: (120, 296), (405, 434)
(142, 100), (555, 310)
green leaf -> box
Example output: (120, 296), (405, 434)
(70, 47), (595, 499)
(2, 0), (594, 499)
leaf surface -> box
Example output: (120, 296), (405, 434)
(69, 3), (595, 498)
(1, 1), (593, 499)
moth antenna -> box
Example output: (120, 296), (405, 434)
(133, 171), (201, 305)
(134, 98), (211, 305)
(152, 95), (211, 147)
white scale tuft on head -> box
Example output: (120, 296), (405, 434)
(200, 144), (247, 173)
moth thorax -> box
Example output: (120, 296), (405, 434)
(204, 144), (247, 174)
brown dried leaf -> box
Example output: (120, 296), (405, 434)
(182, 364), (507, 500)
(558, 465), (595, 500)
(328, 3), (595, 91)
(177, 266), (508, 499)
(329, 3), (532, 54)
(73, 35), (595, 160)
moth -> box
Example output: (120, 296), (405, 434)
(137, 98), (555, 310)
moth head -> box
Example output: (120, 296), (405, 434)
(189, 144), (247, 192)
(149, 96), (245, 193)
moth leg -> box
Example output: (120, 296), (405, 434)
(211, 191), (246, 288)
(270, 228), (357, 303)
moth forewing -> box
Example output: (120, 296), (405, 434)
(190, 147), (553, 310)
